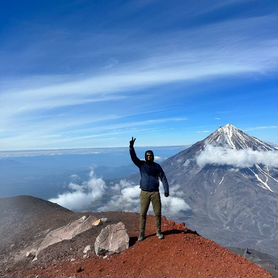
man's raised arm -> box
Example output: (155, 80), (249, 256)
(129, 137), (142, 168)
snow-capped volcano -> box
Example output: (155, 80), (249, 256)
(150, 124), (278, 257)
(196, 124), (277, 192)
(204, 124), (275, 151)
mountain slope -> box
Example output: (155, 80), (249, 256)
(0, 196), (272, 278)
(0, 195), (79, 268)
(158, 124), (277, 257)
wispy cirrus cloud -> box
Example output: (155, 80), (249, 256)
(1, 15), (276, 108)
(0, 116), (187, 149)
(2, 38), (276, 120)
(244, 126), (278, 132)
(0, 9), (276, 149)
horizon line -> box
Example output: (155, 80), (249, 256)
(0, 144), (190, 153)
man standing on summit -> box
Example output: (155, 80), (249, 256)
(129, 137), (169, 241)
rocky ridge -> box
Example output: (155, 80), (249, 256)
(0, 196), (275, 277)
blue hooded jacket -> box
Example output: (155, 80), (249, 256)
(129, 146), (169, 194)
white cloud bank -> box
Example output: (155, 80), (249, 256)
(99, 181), (191, 217)
(49, 170), (107, 211)
(196, 145), (278, 168)
(49, 170), (191, 217)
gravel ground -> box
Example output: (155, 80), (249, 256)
(0, 196), (274, 278)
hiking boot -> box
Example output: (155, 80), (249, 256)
(138, 234), (145, 242)
(156, 232), (164, 239)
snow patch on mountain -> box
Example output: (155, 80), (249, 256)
(247, 167), (273, 192)
(219, 176), (224, 185)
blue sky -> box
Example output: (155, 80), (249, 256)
(0, 0), (277, 150)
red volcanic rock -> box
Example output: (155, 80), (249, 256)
(16, 213), (271, 278)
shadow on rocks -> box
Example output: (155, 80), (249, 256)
(163, 228), (199, 236)
(129, 237), (138, 247)
(129, 228), (200, 247)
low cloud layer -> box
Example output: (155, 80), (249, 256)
(49, 170), (107, 211)
(196, 145), (278, 168)
(99, 181), (191, 217)
(49, 170), (190, 218)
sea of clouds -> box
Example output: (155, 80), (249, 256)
(196, 145), (278, 168)
(49, 170), (191, 217)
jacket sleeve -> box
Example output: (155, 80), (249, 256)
(158, 166), (169, 195)
(129, 145), (143, 168)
